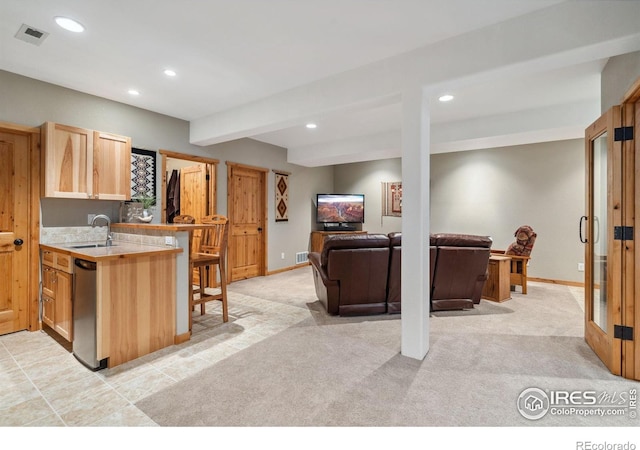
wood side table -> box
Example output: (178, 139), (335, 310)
(482, 255), (512, 302)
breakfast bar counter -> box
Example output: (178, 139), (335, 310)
(110, 222), (218, 341)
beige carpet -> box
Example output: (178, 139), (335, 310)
(136, 267), (639, 427)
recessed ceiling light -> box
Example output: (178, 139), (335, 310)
(306, 123), (317, 129)
(438, 94), (454, 102)
(128, 89), (140, 96)
(54, 16), (84, 33)
(164, 69), (177, 77)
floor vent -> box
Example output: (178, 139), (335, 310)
(295, 251), (309, 264)
(15, 24), (50, 46)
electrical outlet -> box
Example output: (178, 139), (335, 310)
(165, 236), (174, 246)
(87, 214), (96, 225)
(281, 252), (285, 260)
(578, 263), (585, 272)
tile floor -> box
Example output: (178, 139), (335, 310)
(0, 288), (310, 427)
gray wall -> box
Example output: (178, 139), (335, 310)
(209, 138), (333, 269)
(0, 69), (332, 271)
(333, 139), (585, 283)
(601, 51), (640, 112)
(430, 140), (584, 282)
(334, 158), (402, 235)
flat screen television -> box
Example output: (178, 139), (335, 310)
(316, 194), (365, 225)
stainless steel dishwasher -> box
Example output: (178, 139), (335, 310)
(73, 258), (107, 370)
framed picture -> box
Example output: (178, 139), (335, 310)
(382, 181), (402, 217)
(391, 182), (402, 213)
(131, 148), (156, 199)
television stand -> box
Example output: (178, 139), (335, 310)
(323, 224), (357, 232)
(310, 229), (367, 253)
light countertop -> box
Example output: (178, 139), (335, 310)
(111, 223), (220, 231)
(40, 241), (182, 262)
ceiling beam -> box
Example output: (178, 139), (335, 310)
(287, 99), (599, 166)
(190, 1), (640, 147)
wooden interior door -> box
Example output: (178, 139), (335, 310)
(227, 163), (267, 281)
(584, 104), (635, 378)
(0, 126), (34, 335)
(180, 164), (208, 223)
(180, 164), (208, 284)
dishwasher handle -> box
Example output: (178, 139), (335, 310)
(75, 259), (97, 271)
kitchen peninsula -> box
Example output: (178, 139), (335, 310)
(111, 222), (218, 340)
(40, 241), (181, 368)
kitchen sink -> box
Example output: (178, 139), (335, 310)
(69, 243), (115, 249)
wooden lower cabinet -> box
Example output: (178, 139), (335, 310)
(53, 271), (73, 341)
(97, 253), (176, 368)
(41, 253), (73, 342)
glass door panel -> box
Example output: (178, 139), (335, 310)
(591, 132), (607, 332)
(584, 106), (622, 376)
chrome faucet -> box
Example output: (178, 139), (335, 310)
(91, 214), (113, 246)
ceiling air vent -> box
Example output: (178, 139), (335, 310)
(15, 24), (50, 46)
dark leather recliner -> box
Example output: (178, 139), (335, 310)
(386, 232), (491, 313)
(430, 233), (492, 311)
(309, 234), (390, 316)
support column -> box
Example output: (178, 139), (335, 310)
(400, 86), (430, 360)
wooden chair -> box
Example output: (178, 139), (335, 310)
(173, 215), (195, 225)
(173, 215), (199, 306)
(491, 225), (537, 295)
(190, 215), (229, 328)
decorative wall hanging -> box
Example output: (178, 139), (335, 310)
(273, 170), (290, 222)
(131, 148), (156, 199)
(382, 181), (402, 217)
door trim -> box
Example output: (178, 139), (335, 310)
(159, 149), (219, 223)
(0, 121), (40, 332)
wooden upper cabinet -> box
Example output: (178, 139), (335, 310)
(42, 122), (131, 200)
(93, 131), (131, 201)
(42, 122), (93, 199)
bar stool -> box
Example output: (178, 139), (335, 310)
(190, 215), (229, 329)
(173, 215), (195, 225)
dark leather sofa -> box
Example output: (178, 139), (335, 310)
(309, 232), (492, 316)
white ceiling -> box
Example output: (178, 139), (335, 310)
(2, 1), (639, 166)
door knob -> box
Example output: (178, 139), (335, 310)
(14, 238), (24, 246)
